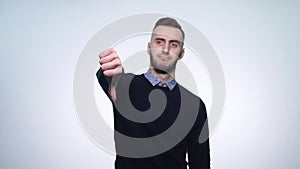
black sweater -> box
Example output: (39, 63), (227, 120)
(96, 69), (210, 169)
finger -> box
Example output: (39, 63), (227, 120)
(99, 52), (118, 64)
(99, 48), (115, 58)
(100, 58), (121, 70)
(101, 58), (121, 70)
(103, 68), (121, 77)
(99, 48), (113, 58)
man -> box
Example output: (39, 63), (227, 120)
(97, 17), (210, 169)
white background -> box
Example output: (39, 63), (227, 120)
(1, 1), (299, 169)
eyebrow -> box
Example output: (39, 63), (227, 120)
(154, 38), (181, 44)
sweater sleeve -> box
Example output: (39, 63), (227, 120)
(96, 68), (129, 102)
(96, 68), (110, 98)
(187, 100), (211, 169)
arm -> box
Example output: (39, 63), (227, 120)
(96, 48), (123, 101)
(187, 100), (211, 169)
(96, 68), (110, 98)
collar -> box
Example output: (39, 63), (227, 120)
(143, 69), (177, 91)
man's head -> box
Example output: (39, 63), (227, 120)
(147, 17), (185, 74)
(151, 17), (185, 43)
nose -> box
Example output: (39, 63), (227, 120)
(162, 42), (170, 54)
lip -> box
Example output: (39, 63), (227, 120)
(158, 54), (170, 60)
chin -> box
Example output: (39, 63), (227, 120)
(150, 57), (175, 73)
(154, 65), (174, 74)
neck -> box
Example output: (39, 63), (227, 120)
(149, 67), (175, 82)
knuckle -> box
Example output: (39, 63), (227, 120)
(99, 59), (105, 65)
(115, 59), (121, 65)
(112, 53), (118, 59)
(99, 50), (106, 57)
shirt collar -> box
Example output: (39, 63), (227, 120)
(144, 69), (177, 90)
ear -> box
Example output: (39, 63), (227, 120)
(147, 42), (150, 55)
(179, 48), (185, 59)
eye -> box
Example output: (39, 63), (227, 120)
(155, 39), (164, 46)
(170, 42), (179, 48)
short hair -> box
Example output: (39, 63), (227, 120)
(152, 17), (185, 42)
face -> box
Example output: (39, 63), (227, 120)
(147, 25), (185, 74)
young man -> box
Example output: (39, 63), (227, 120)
(97, 17), (210, 169)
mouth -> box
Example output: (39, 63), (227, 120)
(158, 54), (170, 60)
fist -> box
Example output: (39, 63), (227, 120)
(99, 48), (123, 77)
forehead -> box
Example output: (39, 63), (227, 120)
(152, 25), (184, 42)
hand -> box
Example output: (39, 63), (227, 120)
(99, 48), (123, 101)
(99, 48), (123, 77)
